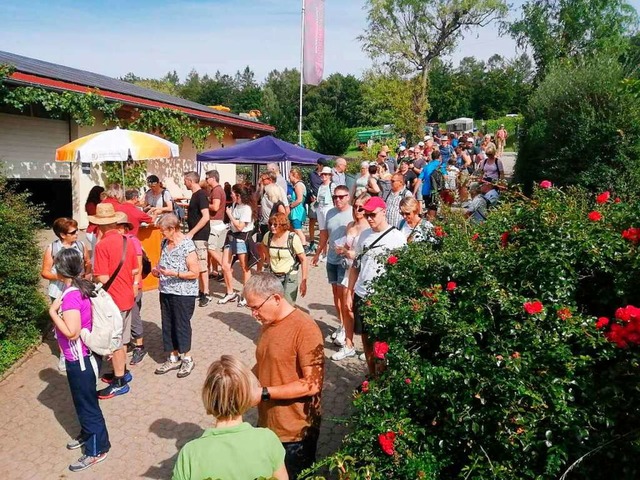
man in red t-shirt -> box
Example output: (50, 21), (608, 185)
(116, 190), (153, 236)
(205, 170), (228, 282)
(90, 203), (139, 399)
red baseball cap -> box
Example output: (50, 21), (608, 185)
(362, 197), (386, 212)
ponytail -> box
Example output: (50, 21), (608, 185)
(70, 277), (96, 299)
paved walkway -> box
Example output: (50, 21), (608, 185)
(0, 256), (366, 479)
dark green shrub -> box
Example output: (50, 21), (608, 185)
(310, 108), (354, 156)
(313, 185), (640, 479)
(0, 172), (48, 375)
(514, 58), (640, 194)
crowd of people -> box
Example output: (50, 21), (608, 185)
(42, 127), (507, 478)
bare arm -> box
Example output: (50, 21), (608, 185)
(272, 463), (289, 480)
(298, 253), (308, 297)
(266, 364), (323, 400)
(49, 302), (82, 341)
(41, 246), (58, 281)
(186, 207), (210, 239)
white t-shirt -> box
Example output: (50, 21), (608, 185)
(445, 166), (459, 190)
(354, 227), (407, 298)
(230, 204), (254, 233)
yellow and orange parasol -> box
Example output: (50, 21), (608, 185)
(55, 127), (179, 163)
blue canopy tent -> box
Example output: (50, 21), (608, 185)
(196, 135), (327, 182)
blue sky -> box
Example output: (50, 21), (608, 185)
(1, 0), (638, 83)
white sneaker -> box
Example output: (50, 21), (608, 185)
(237, 297), (247, 308)
(218, 292), (238, 305)
(358, 352), (366, 361)
(332, 346), (356, 361)
(331, 326), (344, 340)
(333, 328), (346, 347)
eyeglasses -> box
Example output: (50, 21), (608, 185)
(363, 210), (382, 219)
(332, 194), (349, 200)
(66, 229), (78, 235)
(245, 294), (274, 312)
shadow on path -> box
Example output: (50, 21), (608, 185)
(143, 418), (204, 479)
(209, 311), (261, 345)
(37, 367), (79, 438)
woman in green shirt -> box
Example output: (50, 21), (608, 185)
(172, 355), (288, 480)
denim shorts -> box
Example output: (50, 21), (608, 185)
(326, 262), (346, 285)
(234, 239), (247, 254)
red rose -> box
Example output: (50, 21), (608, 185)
(539, 180), (552, 189)
(596, 317), (610, 329)
(524, 300), (543, 315)
(596, 191), (610, 204)
(615, 197), (621, 203)
(373, 341), (389, 359)
(434, 226), (446, 237)
(405, 378), (412, 384)
(622, 228), (640, 244)
(446, 281), (457, 291)
(588, 211), (603, 222)
(387, 255), (398, 265)
(615, 307), (631, 322)
(557, 307), (572, 320)
(378, 432), (396, 456)
(471, 233), (480, 241)
(361, 380), (369, 393)
(500, 231), (509, 248)
(511, 351), (521, 359)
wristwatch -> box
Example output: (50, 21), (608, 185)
(261, 386), (271, 402)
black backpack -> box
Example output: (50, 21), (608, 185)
(430, 166), (445, 193)
(266, 231), (300, 272)
(162, 189), (185, 220)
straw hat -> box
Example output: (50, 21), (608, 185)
(88, 203), (127, 225)
(116, 214), (134, 231)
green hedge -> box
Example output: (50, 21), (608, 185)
(514, 58), (640, 193)
(0, 173), (48, 375)
(313, 185), (640, 479)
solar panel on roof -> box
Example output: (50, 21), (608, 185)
(0, 50), (268, 128)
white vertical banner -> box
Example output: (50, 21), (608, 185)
(303, 0), (325, 86)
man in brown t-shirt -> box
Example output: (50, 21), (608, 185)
(205, 170), (228, 281)
(244, 272), (324, 480)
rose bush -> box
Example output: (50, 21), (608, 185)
(310, 185), (640, 479)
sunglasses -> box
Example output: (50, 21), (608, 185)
(268, 223), (287, 228)
(378, 154), (387, 158)
(332, 194), (349, 200)
(363, 210), (381, 219)
(400, 211), (412, 216)
(66, 229), (78, 235)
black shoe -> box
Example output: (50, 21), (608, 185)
(198, 294), (212, 307)
(101, 370), (132, 384)
(130, 347), (147, 366)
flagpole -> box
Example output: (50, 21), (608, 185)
(298, 0), (305, 146)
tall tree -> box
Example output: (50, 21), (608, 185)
(304, 73), (371, 128)
(508, 0), (639, 79)
(261, 68), (301, 142)
(359, 0), (508, 136)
